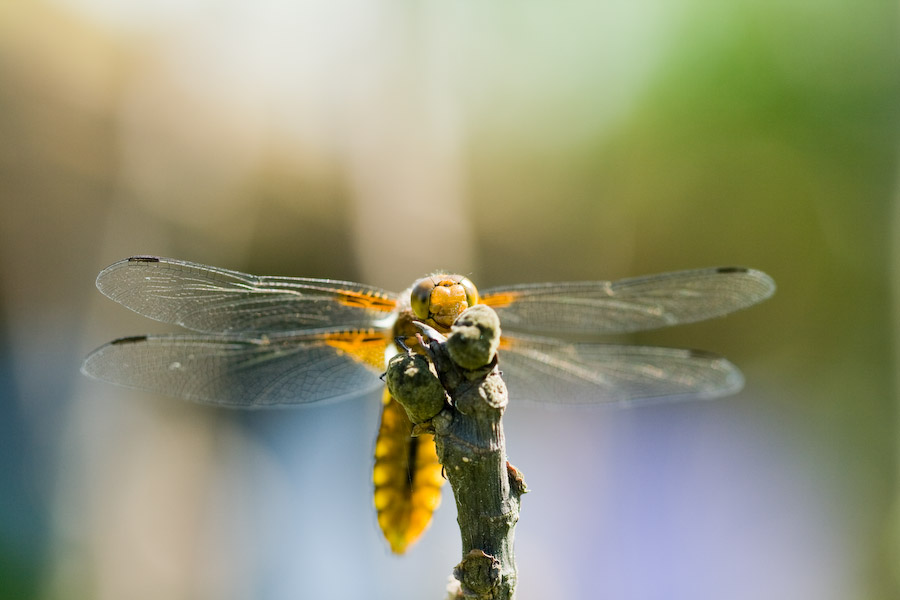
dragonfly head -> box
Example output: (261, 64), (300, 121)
(410, 274), (479, 329)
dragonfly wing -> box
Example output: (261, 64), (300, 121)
(482, 267), (774, 335)
(81, 330), (389, 408)
(498, 335), (744, 405)
(95, 256), (398, 334)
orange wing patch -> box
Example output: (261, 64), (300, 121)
(321, 329), (391, 371)
(373, 389), (444, 554)
(335, 289), (397, 312)
(481, 291), (521, 309)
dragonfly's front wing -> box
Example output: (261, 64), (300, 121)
(81, 330), (389, 407)
(483, 267), (775, 336)
(95, 256), (398, 335)
(498, 336), (745, 406)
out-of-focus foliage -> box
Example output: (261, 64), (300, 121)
(0, 1), (897, 599)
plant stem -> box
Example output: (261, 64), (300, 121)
(386, 305), (525, 600)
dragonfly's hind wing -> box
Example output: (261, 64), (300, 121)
(81, 329), (389, 408)
(498, 335), (744, 406)
(482, 267), (774, 336)
(95, 256), (398, 334)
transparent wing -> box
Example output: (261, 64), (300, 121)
(482, 267), (775, 336)
(81, 330), (389, 408)
(95, 256), (398, 334)
(499, 335), (744, 405)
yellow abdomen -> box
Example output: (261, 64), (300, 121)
(373, 388), (445, 553)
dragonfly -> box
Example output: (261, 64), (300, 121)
(82, 256), (775, 553)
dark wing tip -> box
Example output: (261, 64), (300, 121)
(96, 256), (161, 293)
(680, 349), (746, 399)
(109, 335), (149, 345)
(717, 266), (776, 301)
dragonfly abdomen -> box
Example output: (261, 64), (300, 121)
(372, 389), (444, 554)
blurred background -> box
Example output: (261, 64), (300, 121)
(1, 1), (898, 598)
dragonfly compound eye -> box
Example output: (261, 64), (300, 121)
(410, 277), (437, 320)
(458, 276), (479, 308)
